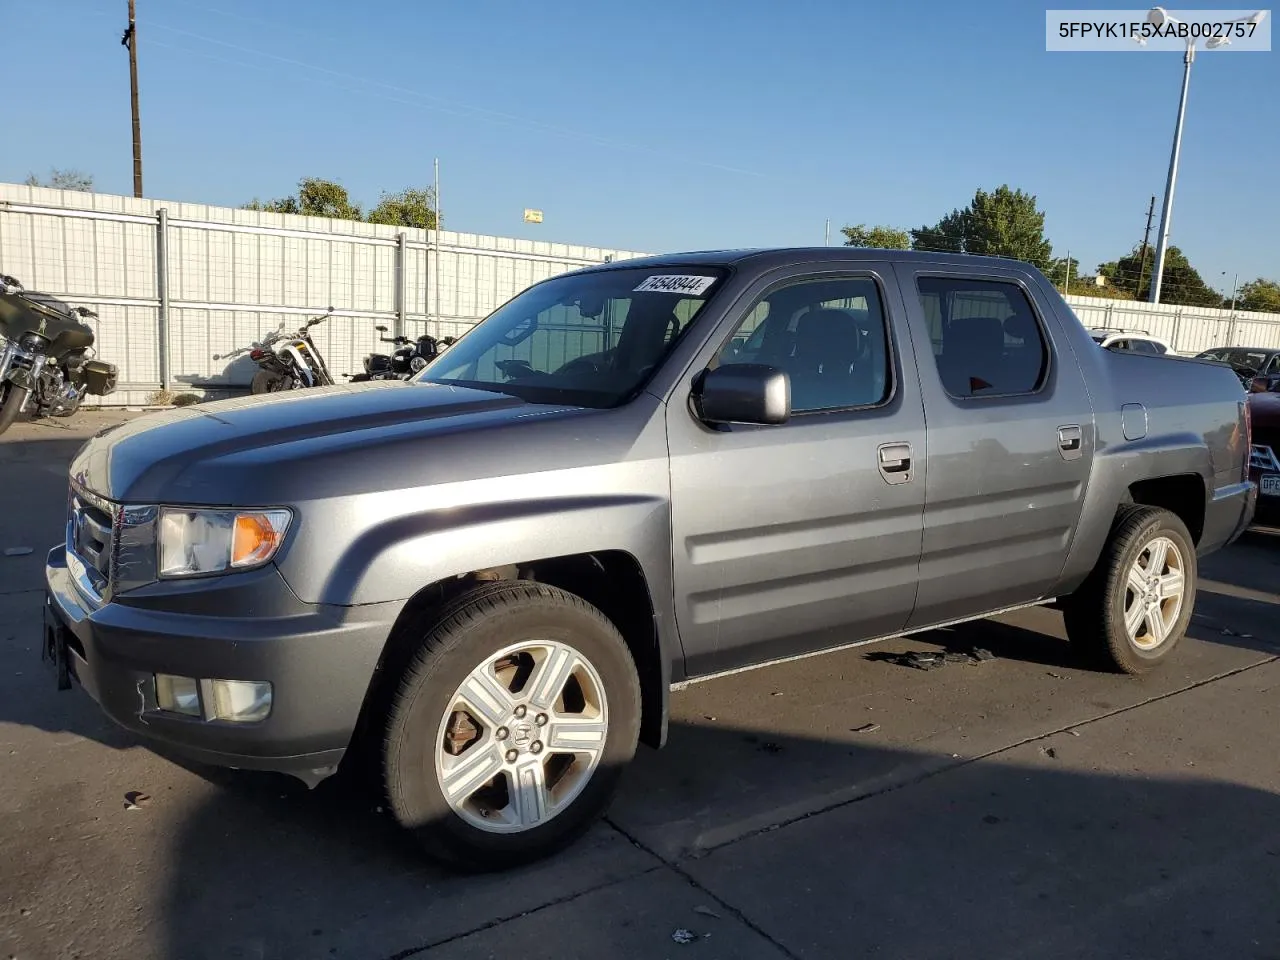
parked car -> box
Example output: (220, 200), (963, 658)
(1195, 346), (1280, 388)
(1088, 327), (1172, 355)
(1247, 373), (1280, 525)
(42, 249), (1254, 870)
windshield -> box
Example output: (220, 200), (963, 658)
(417, 266), (727, 407)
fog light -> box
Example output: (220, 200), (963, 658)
(207, 679), (273, 723)
(155, 674), (201, 716)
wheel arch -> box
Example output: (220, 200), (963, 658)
(348, 550), (671, 766)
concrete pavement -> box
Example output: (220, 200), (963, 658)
(2, 411), (1279, 960)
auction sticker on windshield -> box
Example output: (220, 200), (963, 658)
(634, 275), (718, 295)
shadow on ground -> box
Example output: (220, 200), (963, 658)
(34, 716), (1280, 960)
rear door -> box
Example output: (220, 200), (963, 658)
(894, 265), (1096, 629)
(666, 265), (926, 677)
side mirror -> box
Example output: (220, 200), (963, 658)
(694, 363), (790, 426)
(375, 324), (388, 333)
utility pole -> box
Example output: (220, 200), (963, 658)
(123, 0), (143, 197)
(1136, 194), (1155, 297)
(433, 157), (441, 329)
(1063, 249), (1072, 296)
(824, 218), (830, 246)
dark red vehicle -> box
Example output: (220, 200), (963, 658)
(1248, 375), (1280, 526)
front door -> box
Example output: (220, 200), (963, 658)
(666, 267), (926, 678)
(893, 266), (1096, 629)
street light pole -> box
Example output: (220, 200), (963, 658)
(1149, 42), (1193, 304)
(1142, 6), (1266, 304)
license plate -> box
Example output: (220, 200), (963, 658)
(1262, 475), (1280, 497)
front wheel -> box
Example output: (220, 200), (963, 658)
(383, 582), (640, 871)
(0, 384), (29, 436)
(1062, 507), (1197, 674)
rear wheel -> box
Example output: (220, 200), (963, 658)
(383, 582), (640, 871)
(0, 384), (29, 436)
(250, 369), (293, 394)
(1063, 507), (1196, 674)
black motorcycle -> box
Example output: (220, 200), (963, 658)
(0, 273), (117, 436)
(348, 324), (455, 382)
(216, 309), (337, 394)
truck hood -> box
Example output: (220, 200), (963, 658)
(71, 381), (582, 504)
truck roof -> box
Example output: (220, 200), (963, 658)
(600, 247), (1045, 272)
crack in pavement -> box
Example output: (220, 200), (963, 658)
(687, 652), (1280, 858)
(604, 816), (807, 960)
(377, 864), (666, 960)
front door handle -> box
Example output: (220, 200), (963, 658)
(1058, 424), (1083, 461)
(878, 441), (913, 485)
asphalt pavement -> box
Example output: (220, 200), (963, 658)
(2, 411), (1279, 960)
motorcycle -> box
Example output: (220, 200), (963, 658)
(348, 324), (455, 382)
(0, 273), (117, 437)
(216, 308), (336, 394)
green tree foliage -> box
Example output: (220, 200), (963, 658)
(244, 177), (363, 220)
(1234, 278), (1280, 313)
(367, 187), (439, 230)
(910, 185), (1053, 265)
(1096, 245), (1222, 308)
(840, 223), (910, 249)
(24, 168), (94, 191)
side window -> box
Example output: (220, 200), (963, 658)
(715, 277), (892, 413)
(916, 277), (1049, 398)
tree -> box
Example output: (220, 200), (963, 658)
(840, 223), (910, 249)
(367, 187), (439, 230)
(24, 168), (93, 192)
(1234, 278), (1280, 314)
(244, 177), (362, 220)
(1096, 244), (1222, 308)
(910, 185), (1053, 266)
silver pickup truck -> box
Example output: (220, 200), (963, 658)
(43, 248), (1255, 869)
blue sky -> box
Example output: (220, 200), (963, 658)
(3, 0), (1276, 292)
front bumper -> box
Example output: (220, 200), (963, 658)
(1248, 468), (1279, 527)
(43, 545), (397, 782)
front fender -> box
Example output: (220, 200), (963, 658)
(5, 365), (34, 390)
(301, 493), (671, 604)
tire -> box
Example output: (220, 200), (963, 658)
(250, 369), (292, 394)
(0, 384), (29, 437)
(383, 581), (640, 871)
(1062, 506), (1197, 675)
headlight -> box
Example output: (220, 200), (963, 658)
(158, 507), (292, 577)
(410, 355), (427, 372)
(20, 332), (49, 352)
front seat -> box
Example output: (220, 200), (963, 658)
(789, 308), (863, 410)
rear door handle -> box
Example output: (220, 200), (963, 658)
(1058, 424), (1083, 461)
(878, 441), (913, 484)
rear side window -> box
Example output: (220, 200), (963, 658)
(916, 277), (1049, 398)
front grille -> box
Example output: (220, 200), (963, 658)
(1250, 443), (1280, 474)
(68, 489), (117, 598)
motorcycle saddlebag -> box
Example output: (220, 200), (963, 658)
(364, 353), (392, 376)
(82, 360), (118, 396)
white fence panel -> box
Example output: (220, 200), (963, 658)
(5, 180), (1279, 406)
